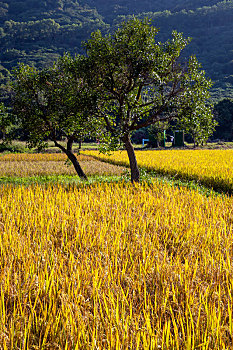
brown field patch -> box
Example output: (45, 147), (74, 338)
(0, 159), (126, 177)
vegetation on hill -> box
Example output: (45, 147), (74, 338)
(86, 0), (222, 21)
(0, 1), (233, 103)
(0, 0), (107, 102)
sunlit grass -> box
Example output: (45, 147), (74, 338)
(85, 149), (233, 193)
(0, 181), (232, 349)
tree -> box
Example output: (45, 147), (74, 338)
(148, 121), (168, 148)
(177, 107), (217, 147)
(12, 54), (98, 179)
(175, 84), (217, 147)
(80, 17), (215, 181)
(213, 99), (233, 141)
(0, 102), (13, 141)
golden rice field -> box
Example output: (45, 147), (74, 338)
(0, 151), (232, 349)
(0, 180), (233, 349)
(85, 149), (233, 193)
(0, 153), (125, 177)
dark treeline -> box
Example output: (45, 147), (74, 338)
(1, 0), (233, 104)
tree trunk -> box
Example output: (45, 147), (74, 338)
(123, 135), (140, 183)
(53, 139), (87, 180)
(66, 150), (87, 180)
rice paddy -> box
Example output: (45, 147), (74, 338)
(0, 150), (232, 349)
(85, 149), (233, 194)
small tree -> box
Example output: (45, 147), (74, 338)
(177, 110), (217, 147)
(148, 121), (168, 148)
(12, 54), (98, 179)
(175, 76), (217, 147)
(0, 102), (13, 141)
(214, 99), (233, 141)
(80, 18), (215, 182)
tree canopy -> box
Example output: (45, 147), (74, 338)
(78, 18), (214, 181)
(12, 18), (216, 182)
(12, 54), (99, 178)
(213, 99), (233, 141)
(0, 101), (12, 140)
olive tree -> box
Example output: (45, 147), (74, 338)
(80, 18), (215, 182)
(12, 54), (98, 179)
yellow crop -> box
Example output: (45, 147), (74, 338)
(85, 149), (233, 192)
(0, 181), (232, 349)
(0, 153), (92, 162)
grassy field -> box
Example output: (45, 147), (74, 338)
(0, 151), (232, 349)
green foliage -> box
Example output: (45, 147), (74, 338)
(0, 0), (108, 102)
(214, 99), (233, 141)
(78, 17), (215, 181)
(12, 54), (99, 150)
(0, 142), (28, 153)
(148, 121), (168, 148)
(82, 18), (214, 146)
(0, 101), (14, 140)
(174, 56), (217, 145)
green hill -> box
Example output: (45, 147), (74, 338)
(1, 0), (233, 102)
(0, 0), (108, 101)
(86, 0), (221, 21)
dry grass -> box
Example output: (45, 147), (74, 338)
(0, 181), (232, 349)
(0, 153), (90, 162)
(0, 154), (126, 177)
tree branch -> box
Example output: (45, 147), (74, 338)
(132, 112), (175, 131)
(135, 84), (143, 102)
(53, 139), (67, 154)
(103, 115), (114, 133)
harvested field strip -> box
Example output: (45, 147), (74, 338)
(0, 153), (92, 162)
(0, 160), (125, 177)
(0, 182), (232, 349)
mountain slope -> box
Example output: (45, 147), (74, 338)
(85, 0), (223, 21)
(0, 0), (108, 100)
(0, 0), (233, 101)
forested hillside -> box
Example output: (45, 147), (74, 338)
(0, 0), (108, 101)
(0, 0), (233, 101)
(86, 0), (221, 21)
